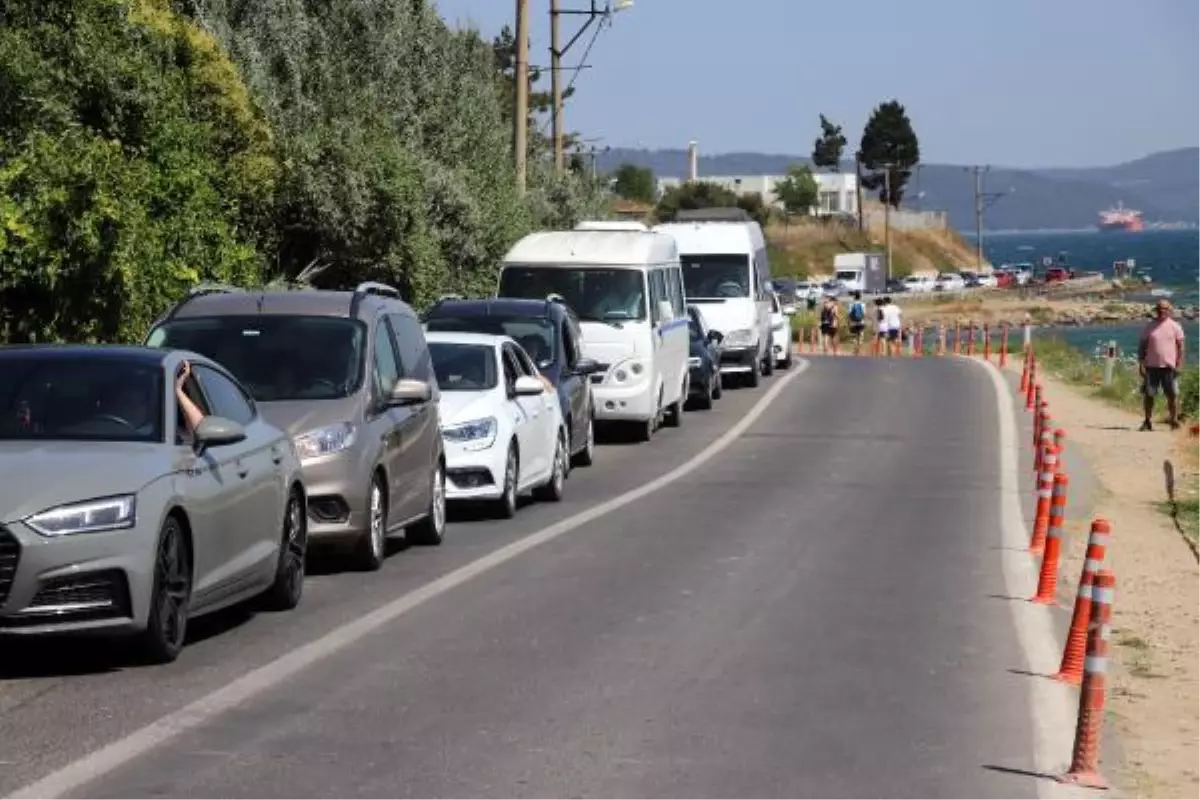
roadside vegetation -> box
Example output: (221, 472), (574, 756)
(0, 0), (607, 346)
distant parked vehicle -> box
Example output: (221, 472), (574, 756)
(426, 331), (567, 518)
(1044, 266), (1070, 283)
(974, 272), (999, 288)
(768, 291), (795, 369)
(0, 345), (307, 663)
(934, 272), (966, 292)
(885, 278), (909, 294)
(902, 275), (935, 294)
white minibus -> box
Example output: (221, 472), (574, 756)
(653, 218), (773, 386)
(497, 230), (690, 442)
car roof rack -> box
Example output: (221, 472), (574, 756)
(349, 281), (402, 317)
(163, 283), (244, 321)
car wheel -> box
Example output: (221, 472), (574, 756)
(135, 516), (192, 664)
(664, 394), (684, 428)
(696, 378), (714, 410)
(762, 347), (775, 376)
(408, 462), (446, 546)
(534, 431), (567, 502)
(496, 443), (518, 519)
(712, 370), (723, 400)
(353, 475), (387, 572)
(746, 357), (761, 388)
(572, 414), (595, 468)
(262, 488), (307, 611)
(780, 349), (793, 370)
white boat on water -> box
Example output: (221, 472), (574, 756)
(1150, 287), (1174, 298)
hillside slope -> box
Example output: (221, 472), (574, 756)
(766, 221), (982, 279)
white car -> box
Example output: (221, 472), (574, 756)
(768, 291), (795, 369)
(902, 275), (936, 294)
(426, 331), (568, 518)
(934, 272), (966, 292)
(974, 273), (999, 288)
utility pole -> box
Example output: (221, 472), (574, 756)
(969, 165), (1012, 271)
(550, 0), (564, 173)
(513, 0), (530, 194)
(883, 166), (893, 281)
(549, 1), (631, 174)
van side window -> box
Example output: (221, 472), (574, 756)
(667, 267), (686, 317)
(372, 319), (402, 397)
(649, 269), (669, 324)
(561, 318), (579, 369)
(389, 313), (432, 382)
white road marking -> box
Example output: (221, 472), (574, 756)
(961, 356), (1094, 799)
(7, 362), (810, 800)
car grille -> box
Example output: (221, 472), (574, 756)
(589, 362), (611, 384)
(0, 526), (18, 607)
(0, 569), (131, 629)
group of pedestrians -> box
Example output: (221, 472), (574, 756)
(818, 292), (904, 357)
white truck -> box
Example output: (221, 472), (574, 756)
(832, 252), (887, 295)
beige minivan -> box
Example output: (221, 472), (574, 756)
(146, 282), (445, 571)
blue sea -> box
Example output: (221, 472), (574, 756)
(969, 229), (1198, 364)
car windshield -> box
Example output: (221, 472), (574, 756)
(680, 254), (750, 299)
(428, 342), (498, 392)
(499, 267), (646, 323)
(146, 316), (366, 402)
(0, 357), (164, 442)
(424, 314), (557, 369)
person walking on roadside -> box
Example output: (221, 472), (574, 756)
(881, 296), (903, 357)
(847, 291), (867, 356)
(872, 298), (887, 356)
(1137, 298), (1186, 431)
(819, 295), (841, 355)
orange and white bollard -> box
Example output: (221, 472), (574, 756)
(1033, 392), (1047, 451)
(1025, 361), (1038, 410)
(1058, 569), (1115, 790)
(983, 322), (991, 361)
(1019, 346), (1031, 392)
(1032, 472), (1069, 603)
(1034, 403), (1051, 475)
(999, 322), (1010, 368)
(967, 319), (976, 356)
(1053, 427), (1066, 466)
(1055, 518), (1111, 684)
(1030, 443), (1057, 553)
(953, 320), (961, 355)
(937, 321), (946, 356)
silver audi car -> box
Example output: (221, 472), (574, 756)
(0, 345), (307, 663)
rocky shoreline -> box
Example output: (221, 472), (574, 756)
(908, 300), (1199, 329)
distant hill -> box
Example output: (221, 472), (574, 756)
(594, 147), (1199, 232)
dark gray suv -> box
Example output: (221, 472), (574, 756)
(146, 282), (445, 571)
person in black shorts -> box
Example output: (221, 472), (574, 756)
(847, 291), (867, 355)
(819, 295), (840, 355)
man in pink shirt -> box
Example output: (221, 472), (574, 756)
(1137, 298), (1186, 431)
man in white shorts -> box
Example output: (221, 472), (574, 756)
(881, 296), (903, 357)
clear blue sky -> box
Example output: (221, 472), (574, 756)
(433, 0), (1198, 168)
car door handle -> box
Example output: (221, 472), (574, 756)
(237, 465), (250, 479)
(271, 448), (284, 465)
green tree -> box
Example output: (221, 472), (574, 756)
(811, 114), (847, 172)
(858, 99), (920, 208)
(491, 24), (578, 162)
(611, 163), (656, 203)
(773, 164), (820, 221)
(0, 0), (274, 344)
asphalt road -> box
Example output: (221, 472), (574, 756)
(2, 356), (1046, 798)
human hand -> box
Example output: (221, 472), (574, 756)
(176, 360), (191, 390)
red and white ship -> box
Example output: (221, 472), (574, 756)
(1097, 201), (1144, 232)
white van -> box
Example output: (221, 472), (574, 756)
(497, 230), (690, 442)
(652, 219), (773, 387)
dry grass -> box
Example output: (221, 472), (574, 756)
(765, 220), (980, 278)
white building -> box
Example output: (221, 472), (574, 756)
(656, 172), (858, 216)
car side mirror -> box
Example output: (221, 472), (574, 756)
(513, 375), (545, 396)
(389, 378), (432, 406)
(782, 304), (796, 316)
(574, 357), (602, 375)
(707, 330), (724, 344)
(193, 416), (246, 449)
(656, 300), (674, 322)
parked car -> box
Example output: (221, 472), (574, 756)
(1044, 266), (1070, 283)
(959, 270), (981, 287)
(768, 291), (795, 369)
(686, 305), (724, 409)
(902, 275), (935, 294)
(145, 282), (445, 572)
(885, 278), (909, 294)
(934, 272), (966, 292)
(974, 272), (999, 288)
(0, 345), (307, 662)
(423, 296), (601, 470)
(426, 331), (567, 518)
(994, 270), (1015, 288)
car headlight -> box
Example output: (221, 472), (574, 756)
(723, 328), (755, 347)
(26, 494), (136, 537)
(687, 356), (702, 368)
(442, 417), (498, 449)
(294, 422), (357, 460)
(609, 358), (648, 385)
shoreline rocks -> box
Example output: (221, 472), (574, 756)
(909, 300), (1198, 329)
